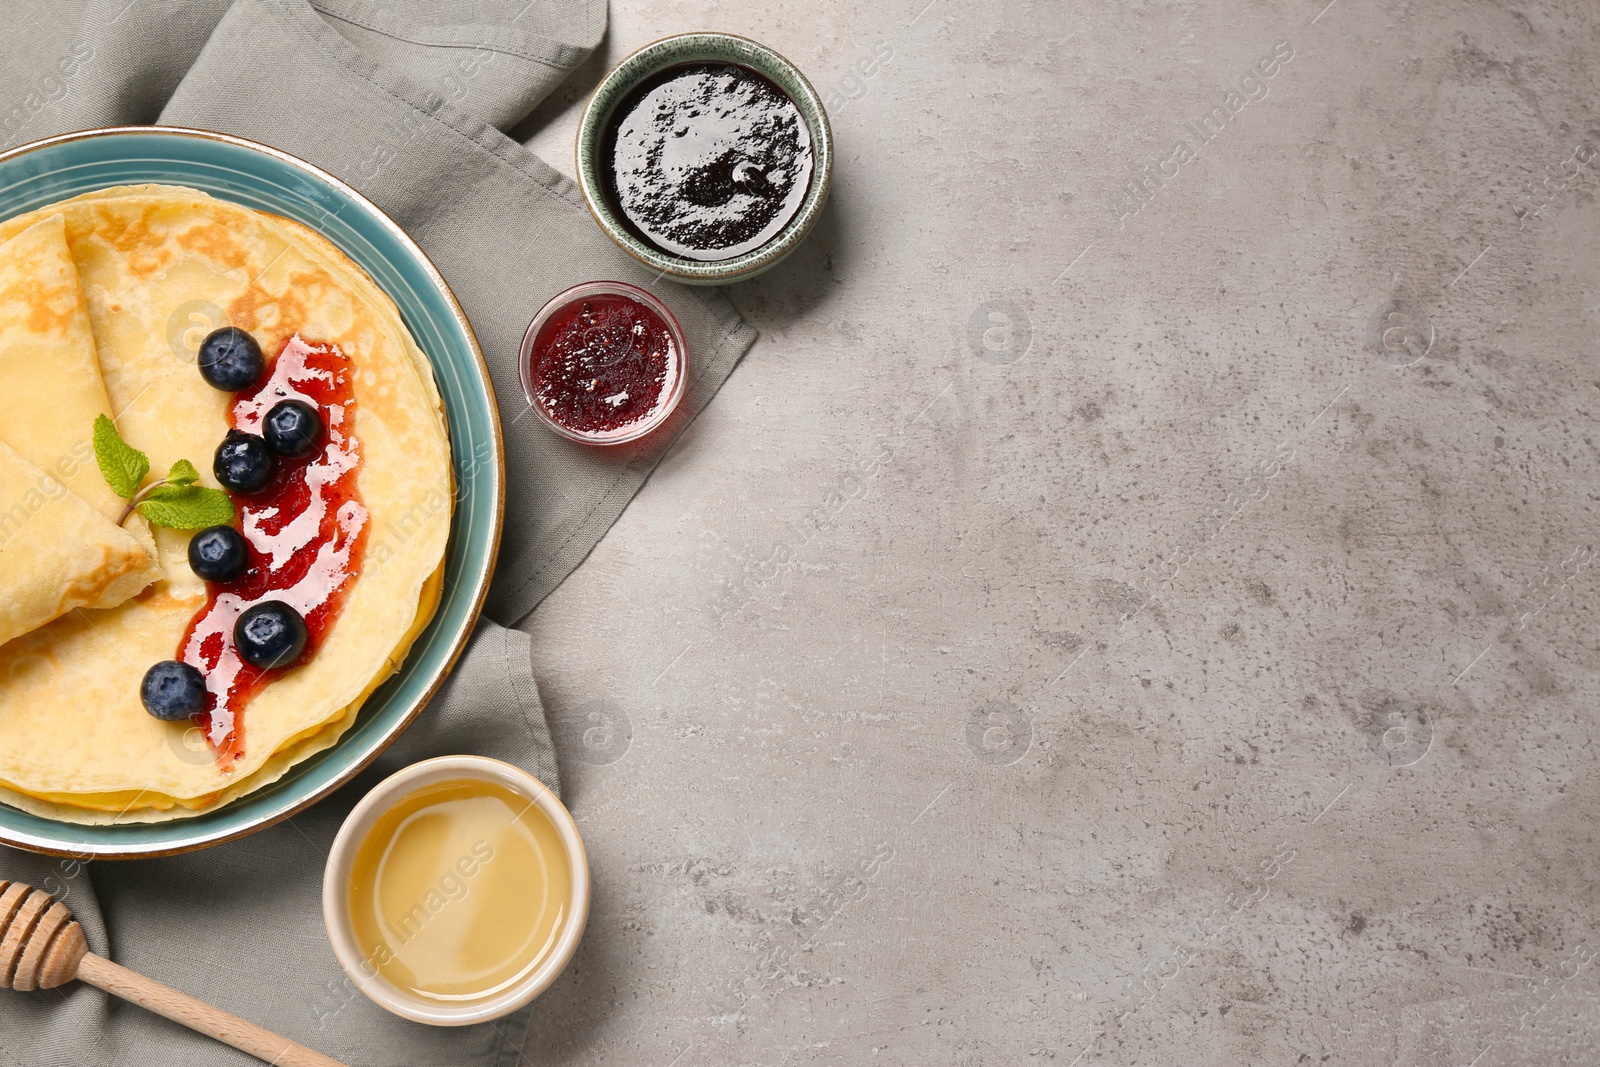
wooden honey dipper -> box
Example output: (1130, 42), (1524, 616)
(1, 879), (347, 1067)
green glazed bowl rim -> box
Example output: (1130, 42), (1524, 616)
(575, 32), (834, 285)
(0, 126), (503, 859)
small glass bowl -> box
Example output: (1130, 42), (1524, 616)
(517, 280), (689, 446)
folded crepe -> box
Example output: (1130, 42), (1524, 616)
(0, 214), (161, 646)
(0, 439), (161, 645)
(0, 215), (148, 519)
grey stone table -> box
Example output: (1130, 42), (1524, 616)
(512, 1), (1600, 1063)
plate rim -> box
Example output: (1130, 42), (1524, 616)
(0, 124), (505, 860)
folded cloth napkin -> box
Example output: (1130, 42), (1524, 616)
(0, 2), (757, 1065)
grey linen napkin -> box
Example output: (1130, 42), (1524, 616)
(0, 2), (757, 1065)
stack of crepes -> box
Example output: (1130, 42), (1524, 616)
(0, 186), (453, 824)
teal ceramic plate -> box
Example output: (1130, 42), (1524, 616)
(0, 127), (503, 859)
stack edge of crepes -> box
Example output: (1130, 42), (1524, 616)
(0, 187), (453, 823)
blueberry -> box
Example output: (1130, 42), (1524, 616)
(197, 327), (264, 392)
(263, 400), (322, 458)
(214, 431), (274, 493)
(188, 525), (249, 582)
(234, 601), (308, 670)
(140, 660), (207, 721)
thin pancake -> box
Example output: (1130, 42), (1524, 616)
(0, 214), (143, 520)
(0, 439), (161, 646)
(0, 186), (453, 820)
(0, 565), (445, 823)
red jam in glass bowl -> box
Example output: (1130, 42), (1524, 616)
(518, 281), (688, 445)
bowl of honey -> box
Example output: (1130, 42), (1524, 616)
(322, 755), (589, 1025)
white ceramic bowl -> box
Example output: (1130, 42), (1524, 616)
(321, 755), (590, 1025)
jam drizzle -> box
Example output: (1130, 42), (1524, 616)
(179, 335), (367, 767)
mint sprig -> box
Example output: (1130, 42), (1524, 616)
(93, 415), (236, 530)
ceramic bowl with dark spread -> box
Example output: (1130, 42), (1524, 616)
(577, 33), (833, 286)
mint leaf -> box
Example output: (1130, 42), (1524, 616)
(142, 483), (197, 503)
(137, 486), (235, 530)
(167, 458), (200, 486)
(93, 414), (149, 499)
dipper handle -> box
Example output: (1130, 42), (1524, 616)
(1, 879), (346, 1067)
(75, 952), (347, 1067)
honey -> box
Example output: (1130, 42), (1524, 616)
(346, 778), (572, 1003)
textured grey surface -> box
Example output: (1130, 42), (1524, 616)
(510, 1), (1600, 1064)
